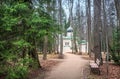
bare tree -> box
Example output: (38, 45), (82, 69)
(86, 0), (92, 57)
(93, 0), (103, 64)
(114, 0), (120, 28)
(58, 0), (63, 58)
(43, 35), (48, 60)
(77, 0), (81, 54)
(68, 0), (78, 53)
(102, 0), (107, 53)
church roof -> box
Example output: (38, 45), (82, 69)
(63, 36), (71, 40)
(67, 26), (73, 32)
(78, 40), (87, 44)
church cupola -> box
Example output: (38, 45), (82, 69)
(67, 26), (73, 37)
(67, 26), (73, 32)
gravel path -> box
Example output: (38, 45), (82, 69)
(45, 53), (89, 79)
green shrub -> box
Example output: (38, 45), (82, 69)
(5, 56), (34, 79)
(0, 65), (7, 76)
(6, 66), (28, 79)
(111, 52), (120, 65)
(111, 28), (120, 65)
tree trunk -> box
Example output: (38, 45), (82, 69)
(77, 0), (82, 54)
(94, 0), (103, 64)
(87, 0), (92, 57)
(114, 0), (120, 28)
(68, 0), (74, 53)
(29, 44), (42, 68)
(102, 0), (107, 53)
(43, 35), (48, 60)
(58, 0), (63, 58)
(34, 48), (42, 68)
(73, 28), (78, 53)
(56, 35), (59, 54)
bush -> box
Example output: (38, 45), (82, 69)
(6, 57), (30, 79)
(0, 65), (7, 76)
(111, 28), (120, 65)
(111, 52), (120, 65)
(6, 66), (28, 79)
(5, 56), (34, 79)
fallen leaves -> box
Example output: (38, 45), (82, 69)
(100, 63), (120, 79)
(41, 60), (61, 71)
(28, 54), (62, 79)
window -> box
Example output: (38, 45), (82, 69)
(65, 42), (69, 46)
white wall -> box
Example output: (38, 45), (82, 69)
(81, 44), (87, 53)
(63, 39), (72, 53)
(67, 32), (73, 37)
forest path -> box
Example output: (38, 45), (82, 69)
(44, 53), (89, 79)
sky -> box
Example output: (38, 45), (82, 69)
(62, 0), (86, 19)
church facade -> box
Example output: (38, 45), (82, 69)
(63, 26), (73, 53)
(62, 26), (88, 53)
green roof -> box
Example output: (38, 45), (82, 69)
(63, 37), (71, 40)
(78, 40), (87, 44)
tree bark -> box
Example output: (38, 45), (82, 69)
(29, 42), (42, 68)
(78, 1), (82, 54)
(68, 0), (74, 53)
(58, 0), (63, 58)
(94, 0), (103, 64)
(87, 0), (92, 57)
(73, 27), (78, 53)
(114, 0), (120, 28)
(43, 35), (48, 60)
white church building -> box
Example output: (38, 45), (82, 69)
(63, 26), (73, 53)
(62, 26), (88, 53)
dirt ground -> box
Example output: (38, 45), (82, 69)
(82, 55), (120, 79)
(44, 53), (89, 79)
(28, 54), (62, 79)
(28, 53), (120, 79)
(29, 53), (90, 79)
